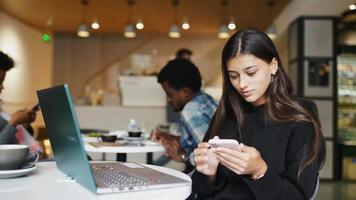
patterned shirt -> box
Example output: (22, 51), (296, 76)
(177, 91), (218, 164)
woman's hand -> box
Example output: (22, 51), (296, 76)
(214, 143), (267, 178)
(194, 138), (220, 183)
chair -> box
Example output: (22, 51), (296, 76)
(309, 175), (320, 200)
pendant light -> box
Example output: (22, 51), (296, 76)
(124, 0), (136, 38)
(169, 0), (181, 38)
(77, 0), (90, 38)
(182, 17), (190, 30)
(136, 17), (144, 30)
(218, 0), (229, 39)
(349, 1), (356, 10)
(228, 17), (236, 30)
(91, 17), (100, 29)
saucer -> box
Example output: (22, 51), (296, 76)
(123, 136), (145, 141)
(0, 165), (37, 179)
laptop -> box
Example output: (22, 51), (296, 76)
(37, 84), (190, 194)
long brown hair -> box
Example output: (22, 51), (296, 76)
(208, 28), (325, 174)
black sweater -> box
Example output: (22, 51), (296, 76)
(192, 101), (325, 200)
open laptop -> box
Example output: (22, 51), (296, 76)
(37, 84), (190, 194)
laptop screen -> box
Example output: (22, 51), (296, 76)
(37, 84), (97, 192)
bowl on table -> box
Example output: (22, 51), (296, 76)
(128, 131), (142, 138)
(100, 134), (118, 143)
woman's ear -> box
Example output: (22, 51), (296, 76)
(270, 58), (279, 75)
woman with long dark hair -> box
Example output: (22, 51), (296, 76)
(191, 28), (325, 199)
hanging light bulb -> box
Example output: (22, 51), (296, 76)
(78, 23), (90, 37)
(77, 0), (90, 38)
(169, 0), (181, 38)
(218, 25), (230, 39)
(227, 17), (236, 30)
(218, 0), (229, 39)
(124, 0), (136, 38)
(169, 24), (181, 38)
(136, 17), (144, 29)
(91, 18), (100, 29)
(182, 17), (190, 30)
(350, 2), (356, 10)
(124, 24), (136, 38)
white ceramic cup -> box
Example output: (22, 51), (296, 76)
(0, 145), (38, 170)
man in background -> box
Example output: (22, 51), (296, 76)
(175, 48), (193, 60)
(166, 48), (194, 124)
(151, 59), (217, 173)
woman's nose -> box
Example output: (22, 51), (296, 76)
(239, 76), (248, 89)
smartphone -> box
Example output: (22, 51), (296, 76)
(31, 103), (40, 111)
(208, 139), (240, 151)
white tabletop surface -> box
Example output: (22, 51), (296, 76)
(0, 162), (192, 200)
(83, 136), (165, 154)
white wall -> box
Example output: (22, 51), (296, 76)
(0, 11), (53, 108)
(272, 0), (351, 73)
(0, 11), (53, 123)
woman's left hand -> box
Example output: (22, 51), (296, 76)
(213, 143), (268, 178)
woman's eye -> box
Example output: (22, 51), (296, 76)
(246, 71), (256, 76)
(229, 75), (238, 79)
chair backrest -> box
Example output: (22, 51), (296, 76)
(309, 175), (320, 200)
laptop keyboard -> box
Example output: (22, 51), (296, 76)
(91, 163), (149, 189)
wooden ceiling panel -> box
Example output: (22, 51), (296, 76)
(0, 0), (290, 34)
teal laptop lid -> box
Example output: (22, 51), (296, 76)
(37, 84), (97, 193)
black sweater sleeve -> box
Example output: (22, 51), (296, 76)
(243, 121), (321, 200)
(192, 165), (228, 198)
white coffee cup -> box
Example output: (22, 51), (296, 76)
(0, 145), (38, 170)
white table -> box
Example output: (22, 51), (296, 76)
(0, 162), (192, 200)
(83, 137), (165, 164)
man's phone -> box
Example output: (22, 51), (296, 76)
(208, 139), (240, 151)
(31, 103), (40, 111)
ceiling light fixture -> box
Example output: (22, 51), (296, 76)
(136, 17), (144, 30)
(350, 1), (356, 10)
(227, 17), (236, 30)
(218, 25), (230, 39)
(169, 0), (181, 38)
(124, 0), (136, 38)
(77, 0), (90, 38)
(265, 0), (277, 40)
(218, 0), (230, 39)
(182, 17), (190, 30)
(91, 17), (100, 29)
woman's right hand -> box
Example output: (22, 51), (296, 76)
(194, 138), (219, 179)
(9, 108), (35, 126)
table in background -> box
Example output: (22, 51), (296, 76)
(83, 137), (165, 164)
(0, 162), (192, 200)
